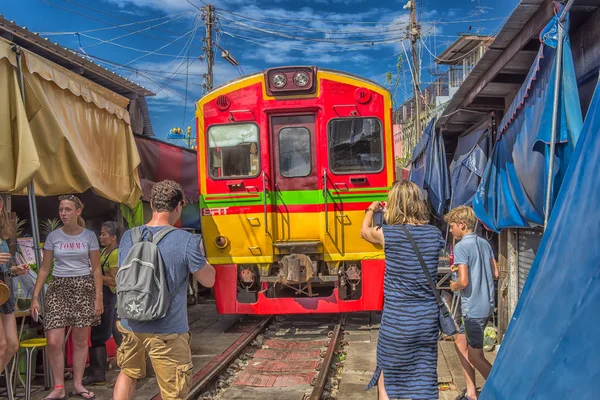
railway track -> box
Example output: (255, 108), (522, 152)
(173, 314), (346, 400)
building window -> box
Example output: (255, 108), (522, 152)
(279, 127), (311, 178)
(328, 118), (383, 174)
(208, 123), (260, 179)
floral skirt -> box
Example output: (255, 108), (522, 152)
(44, 275), (100, 330)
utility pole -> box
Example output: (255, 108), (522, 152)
(202, 4), (215, 91)
(409, 0), (422, 136)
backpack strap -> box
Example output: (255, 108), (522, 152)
(151, 227), (178, 245)
(131, 226), (144, 244)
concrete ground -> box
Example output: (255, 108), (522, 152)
(338, 312), (496, 400)
(24, 301), (243, 400)
(8, 306), (496, 400)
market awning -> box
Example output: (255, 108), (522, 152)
(409, 117), (450, 218)
(480, 74), (600, 400)
(134, 136), (200, 229)
(0, 38), (142, 208)
(0, 42), (39, 192)
(449, 119), (492, 209)
(472, 7), (583, 232)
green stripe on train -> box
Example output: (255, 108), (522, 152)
(200, 189), (389, 208)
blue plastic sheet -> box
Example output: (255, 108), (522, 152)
(480, 75), (600, 400)
(473, 6), (583, 232)
(409, 118), (450, 218)
(449, 125), (491, 208)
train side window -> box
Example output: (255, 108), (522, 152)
(207, 123), (260, 179)
(328, 118), (383, 174)
(279, 127), (311, 178)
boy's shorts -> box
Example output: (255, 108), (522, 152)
(116, 321), (193, 400)
(458, 315), (491, 349)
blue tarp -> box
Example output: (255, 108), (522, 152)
(409, 117), (450, 218)
(481, 75), (600, 400)
(449, 124), (491, 208)
(472, 6), (583, 232)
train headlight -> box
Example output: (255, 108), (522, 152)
(215, 235), (229, 249)
(272, 73), (287, 88)
(294, 71), (309, 87)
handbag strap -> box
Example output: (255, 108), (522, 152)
(400, 225), (447, 310)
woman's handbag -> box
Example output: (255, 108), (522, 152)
(0, 280), (9, 306)
(400, 225), (459, 336)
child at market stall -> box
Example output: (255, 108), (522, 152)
(445, 206), (499, 400)
(0, 196), (29, 375)
(30, 195), (103, 400)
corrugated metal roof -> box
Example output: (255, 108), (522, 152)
(0, 15), (154, 98)
(437, 0), (600, 150)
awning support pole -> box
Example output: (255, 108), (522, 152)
(12, 44), (50, 388)
(544, 0), (574, 230)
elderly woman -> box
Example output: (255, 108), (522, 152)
(361, 180), (444, 400)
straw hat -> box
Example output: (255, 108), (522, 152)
(0, 281), (9, 306)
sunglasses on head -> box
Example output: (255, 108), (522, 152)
(59, 195), (78, 201)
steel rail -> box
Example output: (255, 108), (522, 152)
(149, 316), (273, 400)
(308, 314), (346, 400)
(186, 316), (273, 399)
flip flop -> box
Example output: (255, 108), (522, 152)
(69, 392), (96, 400)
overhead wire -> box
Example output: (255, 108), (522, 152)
(37, 10), (194, 36)
(82, 12), (193, 49)
(58, 0), (190, 35)
(218, 15), (410, 45)
(215, 9), (410, 35)
(38, 0), (189, 43)
(76, 33), (194, 58)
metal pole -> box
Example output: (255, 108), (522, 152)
(544, 0), (575, 229)
(203, 4), (214, 91)
(410, 0), (422, 138)
(12, 44), (50, 388)
(12, 46), (43, 273)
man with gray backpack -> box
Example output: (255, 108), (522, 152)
(113, 180), (215, 400)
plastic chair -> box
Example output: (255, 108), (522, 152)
(19, 338), (47, 400)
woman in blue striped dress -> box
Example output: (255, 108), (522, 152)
(361, 180), (444, 400)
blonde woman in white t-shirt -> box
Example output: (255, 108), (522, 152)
(31, 195), (103, 400)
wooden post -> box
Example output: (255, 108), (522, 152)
(507, 229), (519, 323)
(497, 229), (509, 341)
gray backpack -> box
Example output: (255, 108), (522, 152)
(116, 226), (177, 322)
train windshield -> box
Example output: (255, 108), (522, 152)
(328, 118), (383, 174)
(208, 123), (260, 178)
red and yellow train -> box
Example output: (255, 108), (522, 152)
(196, 66), (394, 314)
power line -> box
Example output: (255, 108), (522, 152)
(121, 23), (202, 67)
(37, 10), (194, 36)
(215, 9), (409, 35)
(38, 0), (189, 43)
(220, 30), (407, 52)
(219, 20), (411, 42)
(218, 15), (409, 45)
(77, 33), (196, 58)
(58, 0), (190, 36)
(82, 12), (193, 50)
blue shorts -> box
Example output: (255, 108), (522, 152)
(458, 315), (491, 349)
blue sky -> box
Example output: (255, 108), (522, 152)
(3, 0), (519, 143)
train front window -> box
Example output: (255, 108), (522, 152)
(279, 127), (312, 178)
(208, 123), (260, 179)
(328, 118), (383, 173)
